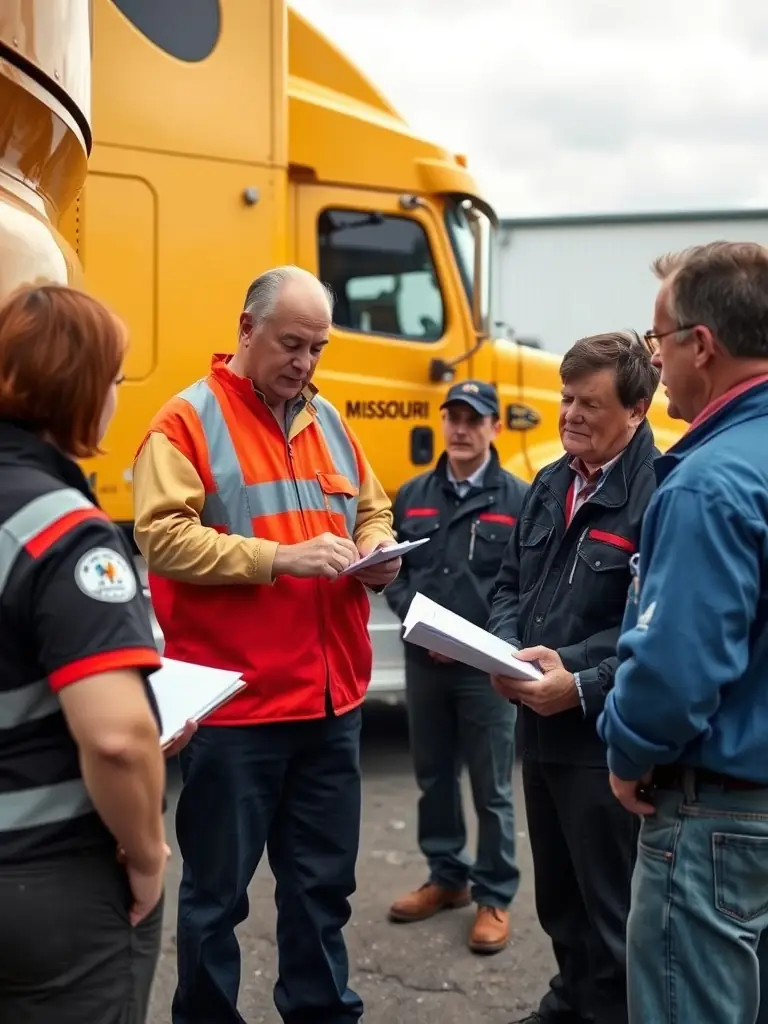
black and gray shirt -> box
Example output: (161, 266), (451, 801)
(0, 423), (161, 864)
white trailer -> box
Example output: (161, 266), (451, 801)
(494, 209), (768, 353)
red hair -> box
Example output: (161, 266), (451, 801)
(0, 283), (127, 458)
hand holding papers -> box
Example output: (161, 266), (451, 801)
(148, 658), (246, 748)
(403, 593), (542, 681)
(339, 538), (430, 577)
(162, 719), (198, 758)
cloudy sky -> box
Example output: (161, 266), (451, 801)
(290, 0), (768, 218)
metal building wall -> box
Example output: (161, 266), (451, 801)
(494, 210), (768, 354)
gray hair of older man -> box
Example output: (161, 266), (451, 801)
(653, 241), (768, 361)
(560, 330), (660, 409)
(242, 266), (335, 327)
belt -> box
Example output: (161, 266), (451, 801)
(652, 764), (768, 792)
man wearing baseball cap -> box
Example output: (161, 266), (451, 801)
(384, 379), (528, 953)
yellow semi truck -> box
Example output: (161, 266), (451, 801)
(1, 0), (681, 531)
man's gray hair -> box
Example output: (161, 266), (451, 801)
(652, 241), (768, 359)
(243, 265), (334, 326)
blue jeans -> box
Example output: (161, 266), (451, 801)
(172, 712), (364, 1024)
(405, 658), (519, 907)
(628, 774), (768, 1024)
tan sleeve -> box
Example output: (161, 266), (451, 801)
(353, 452), (395, 550)
(132, 432), (278, 585)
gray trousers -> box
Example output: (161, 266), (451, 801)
(0, 846), (163, 1024)
(405, 657), (520, 908)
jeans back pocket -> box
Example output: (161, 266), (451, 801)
(713, 832), (768, 923)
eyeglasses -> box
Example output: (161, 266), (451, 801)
(642, 325), (697, 356)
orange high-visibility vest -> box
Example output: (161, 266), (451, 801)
(141, 357), (374, 724)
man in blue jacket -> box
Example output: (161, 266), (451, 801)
(599, 240), (768, 1024)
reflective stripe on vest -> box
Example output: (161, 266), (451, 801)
(179, 381), (360, 537)
(177, 380), (253, 537)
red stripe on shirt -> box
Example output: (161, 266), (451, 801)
(478, 512), (517, 526)
(588, 528), (635, 554)
(49, 647), (162, 692)
(565, 480), (576, 525)
(24, 506), (111, 559)
(404, 508), (439, 518)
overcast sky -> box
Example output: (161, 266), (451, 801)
(290, 0), (768, 219)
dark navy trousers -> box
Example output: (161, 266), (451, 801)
(405, 658), (519, 908)
(172, 709), (364, 1024)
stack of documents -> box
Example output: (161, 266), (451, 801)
(403, 593), (542, 681)
(148, 658), (246, 747)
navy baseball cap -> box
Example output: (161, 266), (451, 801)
(440, 379), (499, 418)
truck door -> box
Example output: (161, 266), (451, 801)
(294, 185), (470, 498)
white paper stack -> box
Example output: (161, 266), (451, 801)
(148, 658), (247, 747)
(403, 593), (542, 681)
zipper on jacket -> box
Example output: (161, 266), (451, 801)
(286, 441), (309, 540)
(468, 520), (478, 561)
(286, 435), (332, 706)
(568, 527), (589, 585)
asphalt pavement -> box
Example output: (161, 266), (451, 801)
(148, 701), (554, 1024)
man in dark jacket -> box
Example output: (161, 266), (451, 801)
(385, 380), (528, 954)
(487, 332), (660, 1024)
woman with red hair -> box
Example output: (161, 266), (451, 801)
(0, 284), (173, 1023)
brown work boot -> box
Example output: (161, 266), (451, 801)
(468, 905), (509, 954)
(388, 882), (471, 923)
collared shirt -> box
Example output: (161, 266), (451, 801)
(566, 452), (623, 524)
(446, 453), (491, 498)
(251, 386), (310, 434)
(284, 394), (308, 433)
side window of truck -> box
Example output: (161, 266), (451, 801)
(318, 209), (445, 342)
(111, 0), (220, 62)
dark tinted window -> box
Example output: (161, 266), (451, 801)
(318, 209), (445, 342)
(111, 0), (220, 62)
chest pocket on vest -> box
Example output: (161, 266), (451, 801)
(317, 472), (359, 536)
(518, 521), (553, 594)
(470, 514), (516, 576)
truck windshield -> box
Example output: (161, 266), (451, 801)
(444, 198), (494, 337)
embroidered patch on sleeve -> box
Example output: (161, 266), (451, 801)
(74, 548), (138, 604)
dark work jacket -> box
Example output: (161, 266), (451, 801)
(385, 447), (529, 667)
(487, 419), (658, 765)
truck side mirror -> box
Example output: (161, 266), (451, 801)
(429, 358), (456, 383)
